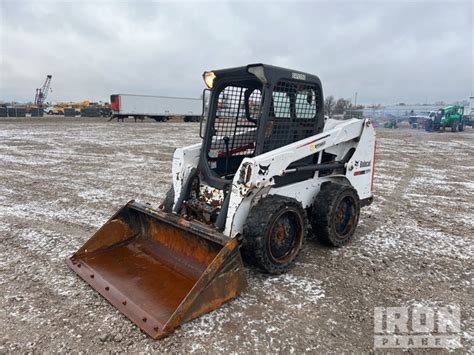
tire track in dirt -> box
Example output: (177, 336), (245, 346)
(358, 138), (415, 237)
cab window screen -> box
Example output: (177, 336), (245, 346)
(208, 84), (262, 165)
(264, 80), (321, 152)
(295, 89), (317, 118)
(272, 91), (291, 118)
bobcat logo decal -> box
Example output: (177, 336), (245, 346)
(258, 164), (270, 176)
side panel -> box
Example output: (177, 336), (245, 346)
(343, 121), (376, 200)
(117, 94), (202, 116)
(224, 119), (370, 237)
(172, 143), (202, 206)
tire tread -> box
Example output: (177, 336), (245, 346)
(243, 195), (308, 274)
(311, 183), (360, 247)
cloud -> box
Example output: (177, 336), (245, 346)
(0, 0), (472, 104)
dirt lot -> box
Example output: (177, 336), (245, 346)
(0, 117), (472, 353)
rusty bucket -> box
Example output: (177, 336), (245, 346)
(66, 201), (247, 339)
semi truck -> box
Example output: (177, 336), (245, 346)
(110, 94), (203, 122)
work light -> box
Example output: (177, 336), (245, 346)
(203, 71), (216, 89)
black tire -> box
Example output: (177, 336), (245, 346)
(425, 120), (434, 132)
(242, 195), (308, 274)
(160, 185), (174, 212)
(312, 183), (360, 247)
(459, 122), (464, 132)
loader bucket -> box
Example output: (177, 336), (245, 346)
(66, 201), (247, 339)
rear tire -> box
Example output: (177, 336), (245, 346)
(311, 183), (360, 247)
(243, 195), (307, 274)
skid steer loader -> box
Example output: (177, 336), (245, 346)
(67, 64), (376, 339)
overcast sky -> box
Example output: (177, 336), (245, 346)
(0, 0), (472, 105)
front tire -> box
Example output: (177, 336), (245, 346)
(243, 195), (308, 274)
(312, 183), (360, 247)
(159, 185), (174, 212)
(451, 122), (458, 132)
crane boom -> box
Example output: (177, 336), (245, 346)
(34, 75), (52, 106)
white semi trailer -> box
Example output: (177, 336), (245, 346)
(110, 94), (203, 122)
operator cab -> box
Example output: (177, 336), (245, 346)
(199, 64), (325, 188)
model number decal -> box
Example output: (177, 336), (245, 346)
(354, 160), (371, 168)
(292, 73), (306, 80)
(299, 134), (330, 148)
(310, 141), (326, 152)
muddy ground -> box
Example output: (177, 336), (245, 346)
(0, 117), (472, 353)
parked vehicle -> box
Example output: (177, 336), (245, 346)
(464, 112), (474, 127)
(409, 111), (436, 129)
(44, 101), (90, 115)
(464, 96), (474, 127)
(431, 105), (465, 132)
(110, 94), (203, 122)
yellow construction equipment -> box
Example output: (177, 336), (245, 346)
(47, 100), (90, 115)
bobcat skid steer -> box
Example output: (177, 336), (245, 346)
(67, 64), (376, 339)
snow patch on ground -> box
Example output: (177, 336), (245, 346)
(261, 273), (325, 308)
(0, 199), (109, 229)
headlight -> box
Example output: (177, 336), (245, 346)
(202, 71), (216, 89)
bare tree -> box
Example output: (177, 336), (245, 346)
(324, 95), (335, 117)
(334, 98), (352, 114)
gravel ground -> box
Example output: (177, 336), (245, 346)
(0, 117), (472, 353)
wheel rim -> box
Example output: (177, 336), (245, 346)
(267, 208), (303, 264)
(334, 196), (356, 238)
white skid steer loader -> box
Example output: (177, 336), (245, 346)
(68, 64), (376, 339)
